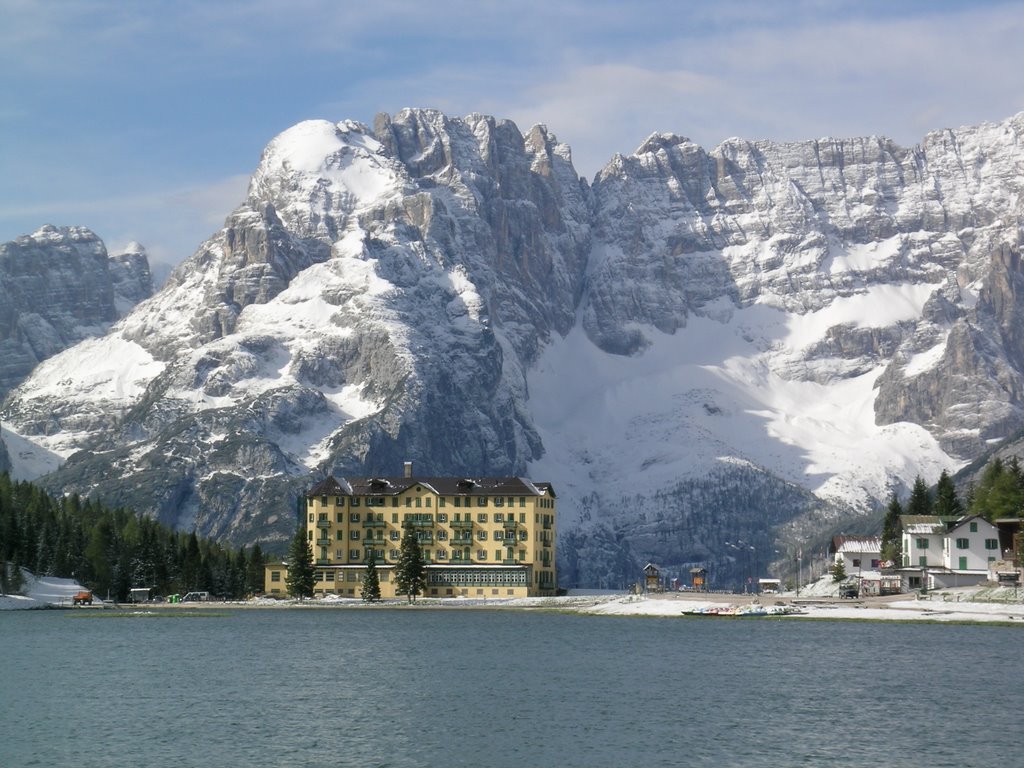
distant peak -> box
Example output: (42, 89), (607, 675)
(635, 132), (693, 155)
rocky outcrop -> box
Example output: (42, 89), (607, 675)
(4, 110), (1024, 580)
(0, 226), (153, 400)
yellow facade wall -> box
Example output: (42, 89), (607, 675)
(263, 477), (556, 598)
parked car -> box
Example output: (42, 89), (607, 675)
(839, 582), (860, 599)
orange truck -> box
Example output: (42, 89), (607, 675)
(72, 591), (93, 606)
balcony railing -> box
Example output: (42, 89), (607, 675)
(502, 520), (518, 531)
(316, 538), (331, 547)
(316, 558), (331, 566)
(451, 520), (473, 530)
(316, 519), (331, 529)
(363, 519), (386, 528)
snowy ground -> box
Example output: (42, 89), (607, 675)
(0, 570), (104, 610)
(8, 572), (1024, 624)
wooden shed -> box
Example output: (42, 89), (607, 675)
(643, 563), (662, 593)
(689, 566), (707, 592)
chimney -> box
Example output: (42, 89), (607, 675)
(404, 461), (413, 478)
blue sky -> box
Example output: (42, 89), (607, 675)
(3, 0), (1024, 272)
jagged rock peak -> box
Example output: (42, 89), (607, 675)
(0, 225), (153, 400)
(635, 132), (694, 155)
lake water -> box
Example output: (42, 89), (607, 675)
(1, 607), (1021, 767)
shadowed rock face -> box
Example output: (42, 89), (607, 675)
(0, 225), (153, 400)
(4, 110), (1024, 586)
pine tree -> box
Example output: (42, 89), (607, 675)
(285, 520), (315, 599)
(394, 520), (426, 603)
(831, 558), (847, 582)
(246, 542), (266, 596)
(880, 491), (903, 567)
(906, 475), (932, 517)
(933, 469), (963, 518)
(361, 549), (381, 602)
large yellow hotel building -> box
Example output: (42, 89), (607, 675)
(265, 463), (557, 598)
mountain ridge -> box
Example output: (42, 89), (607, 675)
(3, 109), (1024, 587)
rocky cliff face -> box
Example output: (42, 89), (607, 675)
(4, 111), (1024, 587)
(0, 226), (153, 400)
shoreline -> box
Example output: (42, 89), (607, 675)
(9, 574), (1024, 624)
(37, 587), (1024, 625)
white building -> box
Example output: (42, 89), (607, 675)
(900, 515), (999, 590)
(901, 516), (946, 569)
(831, 536), (882, 576)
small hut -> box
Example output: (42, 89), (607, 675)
(643, 563), (662, 593)
(689, 566), (707, 592)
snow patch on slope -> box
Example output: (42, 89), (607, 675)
(528, 279), (959, 517)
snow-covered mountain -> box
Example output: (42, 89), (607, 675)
(0, 225), (153, 401)
(3, 110), (1024, 587)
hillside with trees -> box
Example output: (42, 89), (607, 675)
(0, 472), (265, 600)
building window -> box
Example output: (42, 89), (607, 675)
(495, 512), (505, 521)
(956, 538), (969, 550)
(350, 549), (360, 560)
(477, 531), (487, 540)
(871, 559), (880, 568)
(520, 497), (526, 507)
(437, 549), (447, 559)
(916, 538), (929, 549)
(390, 531), (400, 541)
(325, 571), (334, 582)
(390, 549), (400, 559)
(336, 531), (344, 541)
(350, 512), (360, 523)
(308, 512), (314, 522)
(478, 513), (488, 523)
(271, 571), (281, 582)
(392, 513), (398, 523)
(985, 538), (999, 550)
(438, 513), (448, 522)
(336, 496), (344, 506)
(350, 531), (360, 540)
(307, 530), (313, 541)
(493, 531), (503, 541)
(495, 550), (501, 560)
(477, 550), (488, 560)
(439, 498), (446, 507)
(437, 530), (448, 540)
(320, 496), (327, 506)
(970, 522), (978, 532)
(494, 498), (504, 508)
(477, 497), (487, 507)
(308, 498), (315, 508)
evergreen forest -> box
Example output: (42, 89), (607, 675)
(0, 472), (266, 600)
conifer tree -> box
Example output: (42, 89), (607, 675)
(361, 548), (381, 602)
(880, 491), (903, 567)
(246, 542), (266, 596)
(285, 520), (315, 598)
(933, 469), (963, 518)
(394, 520), (426, 603)
(831, 558), (846, 582)
(906, 475), (932, 517)
(970, 456), (1024, 520)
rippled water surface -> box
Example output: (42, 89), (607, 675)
(1, 608), (1021, 767)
